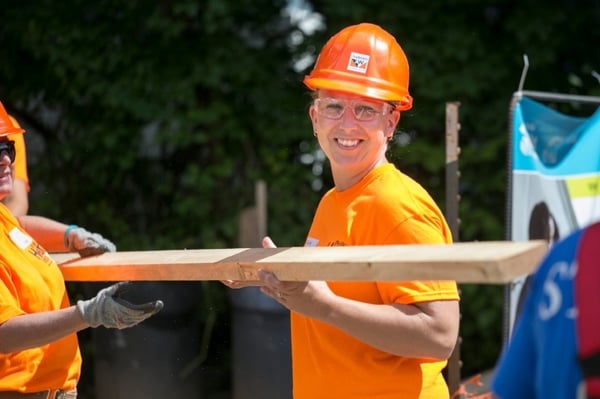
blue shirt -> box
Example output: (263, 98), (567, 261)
(492, 227), (586, 398)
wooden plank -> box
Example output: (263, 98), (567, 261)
(52, 240), (548, 284)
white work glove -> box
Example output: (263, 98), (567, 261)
(77, 282), (164, 329)
(65, 225), (116, 257)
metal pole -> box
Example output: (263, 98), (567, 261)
(514, 90), (600, 104)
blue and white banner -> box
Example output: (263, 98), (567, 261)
(511, 97), (600, 240)
(508, 95), (600, 334)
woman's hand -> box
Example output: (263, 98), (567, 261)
(257, 236), (335, 318)
(219, 236), (278, 289)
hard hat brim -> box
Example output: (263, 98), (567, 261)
(0, 127), (25, 137)
(304, 76), (413, 111)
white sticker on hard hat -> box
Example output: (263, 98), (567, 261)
(347, 52), (369, 74)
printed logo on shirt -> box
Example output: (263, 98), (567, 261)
(347, 52), (369, 73)
(539, 259), (577, 321)
(305, 237), (319, 247)
(29, 241), (51, 263)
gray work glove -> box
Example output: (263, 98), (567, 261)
(65, 225), (117, 257)
(77, 282), (164, 329)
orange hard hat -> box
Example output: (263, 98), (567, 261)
(304, 23), (413, 111)
(0, 102), (24, 136)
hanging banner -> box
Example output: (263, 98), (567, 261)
(507, 95), (600, 334)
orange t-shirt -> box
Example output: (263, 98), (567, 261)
(294, 163), (460, 399)
(0, 204), (81, 392)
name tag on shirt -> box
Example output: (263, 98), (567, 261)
(9, 227), (32, 249)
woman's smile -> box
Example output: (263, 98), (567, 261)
(336, 138), (361, 148)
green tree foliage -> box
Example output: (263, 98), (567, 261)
(1, 0), (599, 389)
(2, 0), (319, 249)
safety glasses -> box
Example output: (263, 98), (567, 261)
(314, 97), (393, 122)
(0, 140), (16, 163)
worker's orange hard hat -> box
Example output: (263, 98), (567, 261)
(304, 23), (413, 111)
(0, 102), (24, 136)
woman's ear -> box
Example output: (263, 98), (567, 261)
(385, 110), (401, 138)
(309, 104), (319, 132)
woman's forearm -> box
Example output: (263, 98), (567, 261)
(0, 306), (88, 354)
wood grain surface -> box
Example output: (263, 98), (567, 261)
(51, 240), (548, 284)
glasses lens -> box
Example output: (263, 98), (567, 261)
(316, 98), (388, 121)
(316, 98), (345, 119)
(352, 101), (385, 121)
(0, 140), (16, 163)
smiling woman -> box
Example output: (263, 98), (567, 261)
(223, 22), (460, 399)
